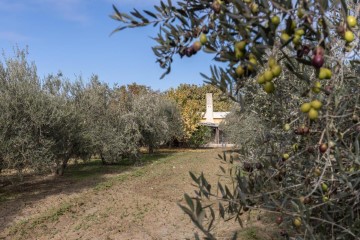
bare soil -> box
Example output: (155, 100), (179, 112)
(0, 149), (276, 240)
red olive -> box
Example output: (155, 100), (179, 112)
(312, 54), (324, 68)
(319, 143), (328, 153)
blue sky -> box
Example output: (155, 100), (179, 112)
(0, 0), (216, 91)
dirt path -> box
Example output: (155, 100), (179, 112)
(0, 149), (274, 240)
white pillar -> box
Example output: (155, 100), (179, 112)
(205, 93), (214, 122)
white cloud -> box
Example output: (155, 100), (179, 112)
(34, 0), (89, 23)
(109, 0), (162, 8)
(0, 0), (89, 23)
(0, 0), (26, 11)
(0, 31), (30, 42)
(0, 0), (163, 24)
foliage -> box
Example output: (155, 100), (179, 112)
(166, 84), (232, 140)
(112, 0), (360, 239)
(188, 125), (212, 148)
(75, 77), (143, 164)
(132, 92), (184, 153)
(219, 107), (265, 149)
(0, 50), (184, 176)
(0, 49), (91, 176)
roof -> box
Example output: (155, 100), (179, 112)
(199, 122), (219, 127)
(201, 112), (230, 119)
(213, 112), (229, 118)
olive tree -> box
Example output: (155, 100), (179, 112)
(78, 79), (183, 162)
(73, 77), (141, 164)
(112, 0), (360, 239)
(0, 50), (92, 177)
(219, 107), (266, 149)
(42, 74), (93, 175)
(132, 92), (183, 153)
(0, 49), (53, 177)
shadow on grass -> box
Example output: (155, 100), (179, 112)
(0, 151), (174, 234)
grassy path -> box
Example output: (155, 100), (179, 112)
(0, 149), (274, 240)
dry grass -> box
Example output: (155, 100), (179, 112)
(0, 148), (278, 240)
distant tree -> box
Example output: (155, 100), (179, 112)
(77, 79), (183, 161)
(132, 92), (183, 153)
(219, 106), (265, 149)
(0, 49), (184, 177)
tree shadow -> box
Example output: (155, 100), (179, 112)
(0, 152), (174, 234)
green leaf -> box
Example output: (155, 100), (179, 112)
(203, 45), (217, 54)
(218, 182), (226, 198)
(200, 72), (212, 81)
(184, 193), (194, 211)
(160, 66), (171, 79)
(207, 208), (215, 231)
(219, 202), (225, 218)
(143, 10), (157, 19)
(195, 199), (202, 217)
(175, 13), (189, 27)
(319, 0), (329, 11)
(340, 0), (348, 17)
(120, 13), (135, 21)
(110, 26), (127, 35)
(178, 204), (194, 218)
(112, 5), (123, 21)
(225, 185), (233, 198)
(189, 171), (199, 184)
(130, 9), (143, 19)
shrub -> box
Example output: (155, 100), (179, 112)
(188, 125), (212, 148)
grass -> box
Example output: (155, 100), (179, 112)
(93, 164), (150, 191)
(65, 152), (173, 180)
(0, 193), (16, 203)
(88, 152), (180, 192)
(7, 152), (176, 235)
(9, 202), (74, 236)
(64, 159), (130, 180)
(37, 202), (73, 223)
(0, 153), (172, 208)
(74, 212), (103, 231)
(243, 227), (261, 240)
(3, 150), (202, 238)
(93, 180), (115, 191)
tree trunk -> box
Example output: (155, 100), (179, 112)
(148, 145), (154, 154)
(0, 158), (3, 173)
(100, 152), (108, 165)
(55, 158), (70, 176)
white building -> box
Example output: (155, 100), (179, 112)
(199, 93), (232, 146)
